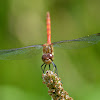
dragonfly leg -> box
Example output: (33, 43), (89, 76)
(41, 63), (45, 73)
(52, 62), (58, 76)
(49, 64), (51, 70)
(44, 64), (47, 73)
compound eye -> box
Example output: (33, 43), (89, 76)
(42, 54), (49, 60)
(47, 53), (53, 59)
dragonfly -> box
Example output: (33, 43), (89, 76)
(0, 12), (100, 73)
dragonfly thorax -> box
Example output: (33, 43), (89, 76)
(42, 43), (54, 64)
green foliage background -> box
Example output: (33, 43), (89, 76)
(0, 0), (100, 100)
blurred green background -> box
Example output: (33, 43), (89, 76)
(0, 0), (100, 100)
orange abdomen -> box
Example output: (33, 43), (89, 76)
(47, 12), (51, 45)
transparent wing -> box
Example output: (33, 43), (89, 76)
(53, 33), (100, 49)
(0, 45), (43, 60)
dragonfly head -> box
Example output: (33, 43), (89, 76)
(42, 53), (54, 64)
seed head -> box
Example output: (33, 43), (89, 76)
(42, 70), (73, 100)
